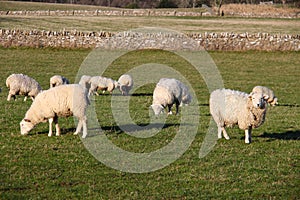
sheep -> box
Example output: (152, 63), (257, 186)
(20, 84), (89, 138)
(252, 86), (278, 106)
(117, 74), (133, 96)
(78, 75), (92, 90)
(49, 75), (69, 88)
(6, 73), (42, 101)
(151, 78), (183, 115)
(209, 88), (269, 144)
(89, 76), (118, 96)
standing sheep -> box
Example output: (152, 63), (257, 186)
(252, 86), (278, 106)
(50, 75), (69, 88)
(20, 84), (89, 138)
(151, 78), (183, 115)
(117, 74), (133, 96)
(209, 89), (268, 144)
(6, 73), (42, 101)
(89, 76), (118, 96)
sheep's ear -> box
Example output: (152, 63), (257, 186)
(24, 119), (31, 123)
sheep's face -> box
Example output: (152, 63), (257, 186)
(151, 104), (164, 115)
(20, 119), (35, 135)
(249, 92), (268, 109)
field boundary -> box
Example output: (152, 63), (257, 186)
(0, 29), (299, 51)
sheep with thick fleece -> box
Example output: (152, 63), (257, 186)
(89, 76), (118, 96)
(252, 86), (278, 106)
(20, 84), (89, 138)
(209, 89), (268, 143)
(50, 75), (69, 88)
(6, 73), (42, 101)
(117, 74), (133, 96)
(151, 78), (183, 115)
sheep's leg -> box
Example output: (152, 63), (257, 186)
(74, 120), (83, 136)
(54, 116), (60, 136)
(167, 105), (173, 115)
(217, 126), (222, 139)
(7, 93), (14, 101)
(175, 102), (180, 115)
(245, 127), (252, 144)
(30, 96), (35, 101)
(222, 127), (230, 140)
(23, 96), (27, 102)
(48, 118), (53, 137)
(82, 118), (87, 138)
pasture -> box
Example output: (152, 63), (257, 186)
(0, 1), (300, 199)
(0, 47), (299, 199)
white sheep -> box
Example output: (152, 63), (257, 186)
(6, 73), (42, 101)
(117, 74), (133, 96)
(20, 84), (89, 138)
(252, 86), (278, 106)
(78, 75), (92, 89)
(89, 76), (118, 96)
(49, 75), (69, 88)
(209, 88), (269, 144)
(151, 78), (183, 115)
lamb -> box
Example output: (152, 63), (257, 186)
(252, 86), (278, 106)
(6, 73), (42, 101)
(117, 74), (133, 96)
(50, 75), (69, 88)
(151, 78), (183, 115)
(89, 76), (118, 96)
(20, 84), (89, 138)
(209, 88), (269, 144)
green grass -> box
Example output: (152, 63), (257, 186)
(0, 47), (299, 199)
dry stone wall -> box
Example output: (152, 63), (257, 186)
(0, 29), (299, 51)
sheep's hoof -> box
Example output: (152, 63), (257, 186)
(245, 140), (251, 144)
(167, 111), (173, 115)
(48, 133), (52, 137)
(224, 136), (230, 140)
(73, 132), (78, 135)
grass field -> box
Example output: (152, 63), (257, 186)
(0, 47), (299, 199)
(0, 1), (299, 199)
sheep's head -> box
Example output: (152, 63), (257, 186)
(151, 104), (164, 115)
(20, 119), (35, 135)
(248, 92), (268, 109)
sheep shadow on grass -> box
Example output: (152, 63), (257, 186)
(100, 123), (181, 135)
(256, 130), (300, 141)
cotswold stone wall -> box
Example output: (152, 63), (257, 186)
(0, 9), (210, 17)
(0, 29), (299, 51)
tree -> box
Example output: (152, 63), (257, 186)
(215, 0), (223, 16)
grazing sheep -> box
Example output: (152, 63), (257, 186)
(209, 89), (268, 144)
(79, 75), (92, 89)
(20, 84), (89, 138)
(6, 73), (42, 101)
(117, 74), (133, 96)
(151, 78), (183, 115)
(50, 75), (69, 88)
(252, 86), (278, 106)
(89, 76), (118, 96)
